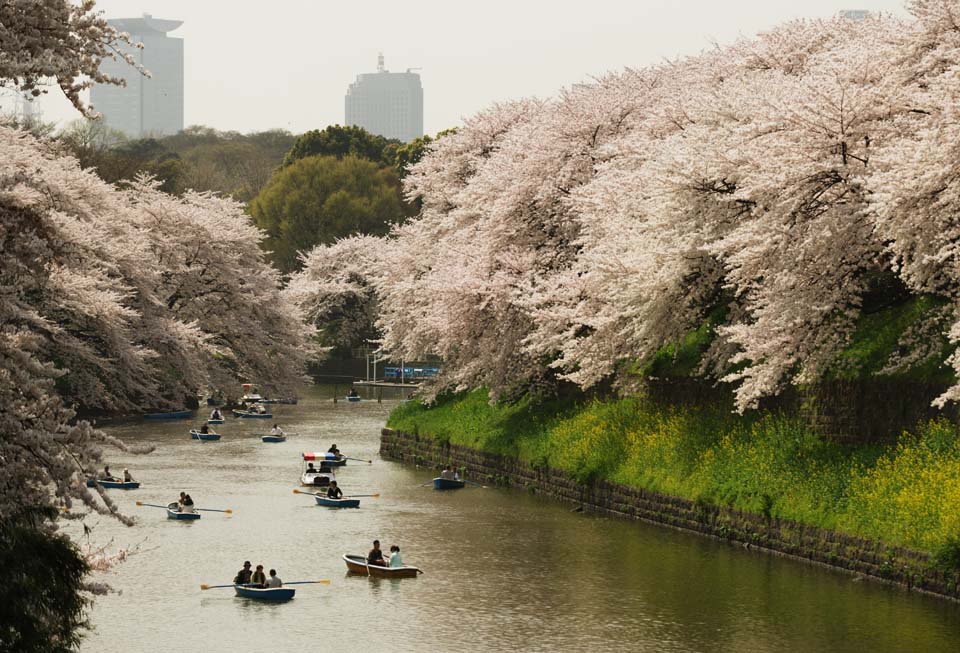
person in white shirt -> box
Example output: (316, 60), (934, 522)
(440, 466), (454, 481)
(270, 423), (284, 436)
(265, 569), (282, 588)
(388, 545), (403, 568)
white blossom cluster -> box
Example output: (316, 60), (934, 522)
(292, 1), (960, 411)
(0, 0), (146, 117)
(1, 125), (313, 520)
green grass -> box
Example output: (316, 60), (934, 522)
(389, 391), (960, 554)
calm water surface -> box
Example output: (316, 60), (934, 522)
(77, 386), (960, 652)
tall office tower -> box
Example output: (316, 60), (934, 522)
(91, 14), (184, 138)
(345, 53), (423, 143)
(839, 9), (869, 20)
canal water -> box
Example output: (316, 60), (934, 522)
(78, 386), (960, 652)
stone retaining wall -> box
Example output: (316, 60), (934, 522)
(381, 427), (960, 602)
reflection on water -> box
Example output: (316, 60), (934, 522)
(77, 385), (960, 652)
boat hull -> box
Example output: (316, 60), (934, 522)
(190, 430), (221, 441)
(207, 418), (225, 425)
(166, 502), (200, 520)
(433, 478), (465, 490)
(233, 410), (273, 419)
(346, 396), (362, 402)
(301, 472), (334, 487)
(315, 496), (360, 508)
(86, 479), (140, 490)
(261, 435), (286, 443)
(145, 410), (192, 420)
(234, 585), (295, 601)
(343, 554), (420, 578)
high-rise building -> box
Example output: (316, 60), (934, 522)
(345, 54), (423, 143)
(839, 9), (869, 20)
(91, 14), (184, 138)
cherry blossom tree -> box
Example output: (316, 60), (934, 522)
(0, 0), (144, 117)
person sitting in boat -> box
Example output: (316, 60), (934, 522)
(200, 423), (210, 434)
(327, 444), (341, 457)
(265, 569), (282, 588)
(327, 480), (343, 499)
(306, 462), (317, 474)
(270, 424), (284, 437)
(234, 561), (253, 585)
(103, 465), (117, 482)
(388, 545), (403, 568)
(123, 468), (134, 483)
(367, 540), (386, 567)
(347, 388), (359, 398)
(210, 408), (223, 420)
(253, 403), (267, 414)
(251, 564), (267, 587)
(181, 493), (195, 513)
(440, 466), (454, 481)
(318, 462), (332, 474)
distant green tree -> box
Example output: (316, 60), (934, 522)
(281, 125), (398, 168)
(0, 509), (90, 652)
(250, 155), (408, 274)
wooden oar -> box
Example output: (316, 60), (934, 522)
(343, 456), (372, 463)
(137, 501), (232, 514)
(463, 479), (488, 489)
(200, 580), (330, 590)
(136, 501), (171, 510)
(293, 489), (380, 499)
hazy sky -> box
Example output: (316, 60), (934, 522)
(7, 0), (908, 136)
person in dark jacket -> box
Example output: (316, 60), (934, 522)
(234, 561), (253, 585)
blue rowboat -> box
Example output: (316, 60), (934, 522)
(190, 429), (221, 441)
(346, 396), (362, 402)
(86, 479), (140, 490)
(234, 585), (295, 601)
(207, 418), (225, 425)
(261, 434), (286, 443)
(433, 477), (465, 490)
(166, 502), (200, 520)
(315, 496), (360, 508)
(233, 410), (273, 419)
(145, 410), (192, 420)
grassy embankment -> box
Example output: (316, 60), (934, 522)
(387, 296), (960, 562)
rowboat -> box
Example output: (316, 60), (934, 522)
(311, 451), (347, 467)
(144, 410), (192, 420)
(262, 434), (286, 443)
(167, 502), (200, 520)
(315, 496), (360, 508)
(233, 409), (273, 419)
(346, 395), (362, 402)
(86, 479), (140, 490)
(343, 554), (421, 578)
(234, 585), (295, 601)
(433, 477), (465, 490)
(207, 418), (225, 425)
(301, 452), (336, 487)
(190, 429), (221, 441)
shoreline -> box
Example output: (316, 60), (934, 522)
(381, 427), (960, 603)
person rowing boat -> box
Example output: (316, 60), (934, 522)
(327, 481), (343, 499)
(367, 540), (386, 567)
(234, 561), (253, 585)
